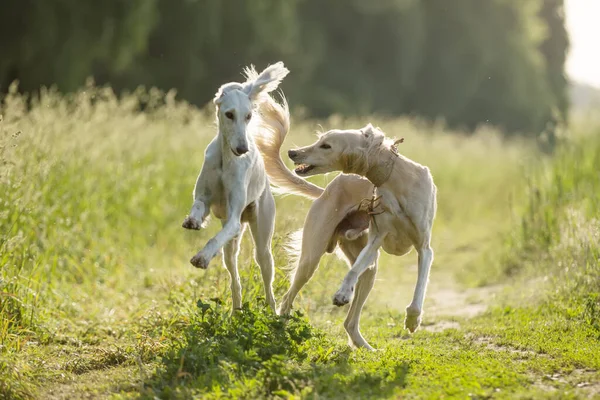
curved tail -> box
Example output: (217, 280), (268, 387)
(255, 95), (323, 200)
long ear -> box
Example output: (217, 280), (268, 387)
(360, 123), (376, 137)
(243, 62), (289, 101)
(359, 123), (386, 149)
(213, 82), (243, 106)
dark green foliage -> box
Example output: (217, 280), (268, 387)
(0, 0), (569, 135)
(113, 0), (303, 107)
(409, 0), (553, 134)
(584, 294), (600, 339)
(0, 0), (157, 93)
(144, 298), (414, 398)
(151, 299), (317, 397)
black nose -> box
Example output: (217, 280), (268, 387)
(236, 145), (248, 155)
(288, 149), (297, 158)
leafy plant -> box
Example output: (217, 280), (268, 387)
(150, 298), (317, 397)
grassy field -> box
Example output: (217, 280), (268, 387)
(1, 85), (599, 399)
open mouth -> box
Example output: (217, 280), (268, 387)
(294, 163), (315, 175)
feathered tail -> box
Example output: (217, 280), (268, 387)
(255, 95), (323, 200)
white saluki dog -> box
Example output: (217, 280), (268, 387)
(182, 62), (289, 312)
(256, 107), (436, 350)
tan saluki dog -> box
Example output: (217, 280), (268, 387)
(257, 101), (437, 350)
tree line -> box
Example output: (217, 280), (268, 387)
(0, 0), (568, 135)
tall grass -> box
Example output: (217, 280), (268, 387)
(503, 120), (600, 284)
(0, 82), (528, 335)
(493, 115), (600, 342)
(1, 83), (201, 335)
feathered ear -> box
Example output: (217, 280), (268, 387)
(213, 91), (223, 106)
(361, 123), (376, 137)
(213, 82), (244, 105)
(243, 62), (290, 101)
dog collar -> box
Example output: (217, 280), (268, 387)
(365, 138), (403, 187)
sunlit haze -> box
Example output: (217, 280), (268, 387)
(566, 0), (600, 88)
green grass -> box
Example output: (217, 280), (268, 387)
(1, 85), (599, 399)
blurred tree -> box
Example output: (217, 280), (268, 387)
(295, 0), (559, 135)
(110, 0), (302, 106)
(538, 0), (570, 123)
(292, 0), (425, 117)
(0, 0), (570, 136)
(422, 0), (553, 134)
(410, 0), (505, 125)
(0, 0), (157, 93)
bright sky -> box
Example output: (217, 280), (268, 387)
(565, 0), (600, 88)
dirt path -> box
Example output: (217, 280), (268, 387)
(369, 260), (506, 333)
(426, 283), (503, 319)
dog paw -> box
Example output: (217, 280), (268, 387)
(182, 216), (201, 230)
(404, 307), (422, 333)
(278, 303), (292, 316)
(351, 340), (377, 352)
(332, 287), (353, 307)
(190, 252), (211, 269)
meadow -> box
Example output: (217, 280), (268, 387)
(1, 84), (599, 399)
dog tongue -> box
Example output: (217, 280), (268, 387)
(295, 164), (311, 173)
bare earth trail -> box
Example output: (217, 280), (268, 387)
(364, 259), (505, 331)
(420, 279), (503, 332)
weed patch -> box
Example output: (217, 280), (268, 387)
(145, 299), (318, 398)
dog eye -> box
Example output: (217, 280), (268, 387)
(245, 113), (252, 121)
(225, 111), (234, 120)
(320, 143), (331, 149)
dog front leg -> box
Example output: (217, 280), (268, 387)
(333, 232), (386, 306)
(405, 244), (434, 333)
(190, 189), (246, 269)
(182, 172), (212, 230)
(183, 140), (219, 230)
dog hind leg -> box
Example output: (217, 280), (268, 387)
(278, 248), (324, 315)
(278, 229), (332, 315)
(222, 227), (245, 311)
(339, 237), (377, 350)
(278, 197), (340, 315)
(249, 188), (277, 312)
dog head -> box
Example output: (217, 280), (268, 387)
(288, 124), (386, 176)
(214, 62), (289, 156)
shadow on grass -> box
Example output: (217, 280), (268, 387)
(139, 298), (410, 399)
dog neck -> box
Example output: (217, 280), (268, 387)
(365, 148), (397, 187)
(341, 145), (397, 187)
